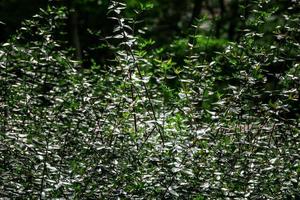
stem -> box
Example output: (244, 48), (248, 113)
(115, 10), (165, 146)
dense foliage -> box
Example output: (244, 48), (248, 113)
(0, 0), (299, 199)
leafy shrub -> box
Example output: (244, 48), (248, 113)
(0, 0), (299, 199)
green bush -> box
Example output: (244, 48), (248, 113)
(0, 1), (299, 199)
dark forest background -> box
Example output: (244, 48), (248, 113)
(1, 0), (277, 64)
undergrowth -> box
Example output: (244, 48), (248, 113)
(0, 1), (299, 199)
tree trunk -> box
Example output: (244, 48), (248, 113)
(189, 0), (204, 27)
(228, 0), (239, 40)
(215, 0), (225, 38)
(66, 0), (82, 62)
